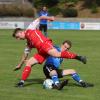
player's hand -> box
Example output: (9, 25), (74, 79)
(14, 67), (21, 71)
(13, 65), (21, 71)
(47, 16), (55, 21)
(40, 16), (55, 21)
(51, 16), (55, 21)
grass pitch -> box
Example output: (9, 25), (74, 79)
(0, 29), (100, 100)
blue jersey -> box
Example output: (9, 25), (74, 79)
(39, 11), (49, 24)
(45, 46), (63, 69)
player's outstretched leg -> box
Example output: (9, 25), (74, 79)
(71, 73), (94, 88)
(61, 51), (87, 64)
(75, 56), (87, 64)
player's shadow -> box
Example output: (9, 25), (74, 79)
(24, 78), (44, 87)
(61, 79), (81, 88)
(67, 82), (81, 87)
(16, 78), (82, 87)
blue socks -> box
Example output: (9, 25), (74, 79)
(51, 73), (82, 85)
(51, 75), (59, 85)
(72, 73), (82, 83)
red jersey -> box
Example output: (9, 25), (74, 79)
(24, 29), (77, 64)
(25, 29), (51, 50)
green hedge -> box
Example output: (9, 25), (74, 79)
(0, 4), (35, 17)
(62, 8), (78, 17)
(91, 3), (98, 13)
(59, 0), (79, 4)
(48, 7), (61, 16)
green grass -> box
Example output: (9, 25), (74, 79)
(0, 29), (100, 100)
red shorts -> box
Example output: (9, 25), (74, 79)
(33, 41), (53, 64)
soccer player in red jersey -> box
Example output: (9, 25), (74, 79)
(13, 16), (86, 87)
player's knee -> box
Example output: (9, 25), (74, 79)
(26, 57), (38, 66)
(26, 61), (32, 66)
(52, 52), (61, 58)
(70, 69), (76, 74)
(50, 70), (57, 76)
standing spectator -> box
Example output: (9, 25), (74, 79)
(38, 6), (49, 37)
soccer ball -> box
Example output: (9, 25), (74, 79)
(43, 79), (53, 89)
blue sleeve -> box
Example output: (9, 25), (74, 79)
(45, 46), (63, 69)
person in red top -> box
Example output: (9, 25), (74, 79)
(13, 16), (86, 89)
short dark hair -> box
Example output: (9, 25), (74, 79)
(62, 40), (72, 48)
(12, 28), (22, 37)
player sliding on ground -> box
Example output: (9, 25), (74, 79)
(43, 40), (94, 90)
(12, 16), (87, 90)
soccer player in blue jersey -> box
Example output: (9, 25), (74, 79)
(43, 40), (94, 90)
(38, 6), (49, 37)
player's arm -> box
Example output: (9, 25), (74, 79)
(14, 46), (31, 71)
(39, 16), (55, 21)
(27, 18), (40, 30)
(27, 16), (55, 30)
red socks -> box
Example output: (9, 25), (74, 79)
(61, 51), (77, 59)
(21, 52), (76, 81)
(21, 66), (31, 81)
